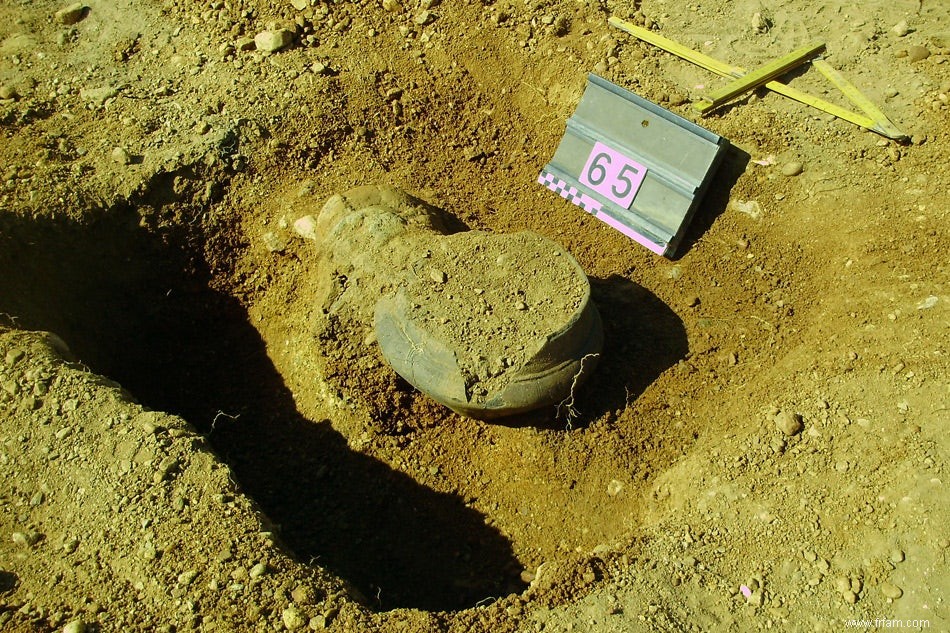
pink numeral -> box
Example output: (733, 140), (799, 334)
(579, 141), (647, 209)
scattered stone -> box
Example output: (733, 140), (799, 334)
(5, 348), (25, 366)
(774, 410), (803, 436)
(382, 0), (401, 13)
(429, 269), (447, 284)
(282, 606), (306, 630)
(79, 86), (118, 105)
(55, 3), (87, 25)
(291, 585), (316, 605)
(892, 20), (909, 37)
(63, 537), (79, 554)
(414, 10), (434, 25)
(177, 570), (198, 585)
(262, 231), (287, 253)
(781, 161), (804, 177)
(889, 548), (905, 563)
(606, 479), (623, 497)
(62, 621), (87, 633)
(751, 12), (770, 33)
(289, 0), (309, 10)
(834, 577), (851, 593)
(292, 215), (318, 240)
(111, 147), (131, 165)
(153, 457), (180, 483)
(843, 590), (858, 604)
(0, 85), (18, 101)
(906, 45), (930, 62)
(880, 582), (903, 599)
(312, 61), (329, 75)
(255, 29), (294, 53)
(12, 531), (39, 547)
(235, 36), (256, 51)
(309, 615), (327, 630)
(249, 562), (268, 578)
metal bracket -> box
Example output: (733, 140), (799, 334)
(539, 74), (729, 258)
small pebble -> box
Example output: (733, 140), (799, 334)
(382, 0), (401, 13)
(414, 10), (433, 25)
(5, 348), (25, 365)
(249, 562), (268, 578)
(62, 621), (87, 633)
(262, 232), (287, 253)
(292, 215), (318, 240)
(781, 161), (804, 177)
(892, 20), (909, 37)
(111, 147), (131, 165)
(0, 84), (18, 100)
(884, 87), (899, 99)
(429, 269), (447, 284)
(889, 548), (905, 563)
(291, 585), (315, 605)
(907, 45), (930, 62)
(55, 3), (87, 25)
(12, 531), (38, 547)
(880, 582), (903, 599)
(235, 37), (255, 51)
(255, 29), (294, 53)
(281, 606), (306, 630)
(843, 590), (858, 604)
(774, 410), (804, 436)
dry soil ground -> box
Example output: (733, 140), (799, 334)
(0, 0), (948, 632)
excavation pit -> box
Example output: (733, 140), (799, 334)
(0, 190), (688, 615)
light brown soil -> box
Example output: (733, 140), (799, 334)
(1, 0), (948, 632)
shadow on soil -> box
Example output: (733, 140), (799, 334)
(500, 275), (688, 430)
(0, 207), (525, 612)
(676, 144), (751, 257)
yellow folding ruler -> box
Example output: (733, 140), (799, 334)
(608, 16), (907, 141)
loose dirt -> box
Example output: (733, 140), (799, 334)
(1, 0), (948, 632)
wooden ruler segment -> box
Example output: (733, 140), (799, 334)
(693, 41), (825, 115)
(608, 16), (907, 140)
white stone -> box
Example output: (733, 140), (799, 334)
(255, 29), (294, 53)
(293, 215), (318, 240)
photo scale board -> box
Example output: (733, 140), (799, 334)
(539, 74), (729, 257)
